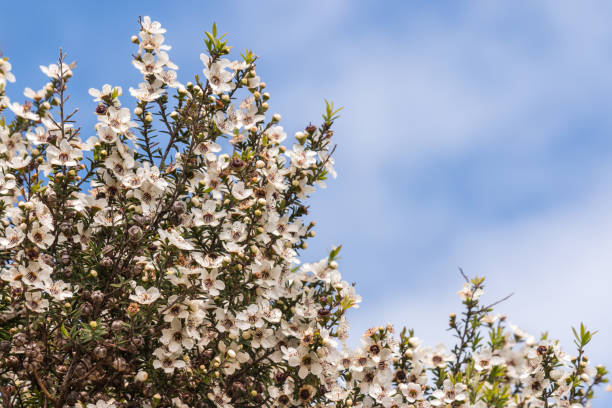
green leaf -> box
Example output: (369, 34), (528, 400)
(329, 245), (342, 261)
(60, 323), (70, 338)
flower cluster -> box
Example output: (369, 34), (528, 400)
(0, 17), (608, 408)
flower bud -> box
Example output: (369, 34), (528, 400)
(272, 113), (281, 122)
(89, 321), (98, 330)
(550, 369), (563, 380)
(134, 107), (143, 116)
(135, 370), (148, 382)
(131, 35), (139, 44)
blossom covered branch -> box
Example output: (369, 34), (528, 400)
(0, 17), (608, 408)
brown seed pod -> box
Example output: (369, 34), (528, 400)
(95, 104), (107, 115)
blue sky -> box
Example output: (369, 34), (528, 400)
(2, 1), (612, 405)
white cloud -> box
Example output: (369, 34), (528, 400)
(278, 2), (612, 396)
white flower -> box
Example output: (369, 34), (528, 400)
(97, 126), (118, 144)
(207, 386), (232, 408)
(141, 16), (166, 35)
(193, 200), (226, 227)
(46, 139), (82, 167)
(0, 58), (16, 84)
(27, 221), (54, 249)
(160, 318), (194, 352)
(200, 268), (225, 296)
(240, 101), (265, 129)
(89, 84), (122, 102)
(152, 347), (186, 374)
(7, 151), (32, 170)
(132, 52), (165, 76)
(220, 221), (248, 254)
(25, 291), (49, 313)
(201, 55), (235, 94)
(473, 349), (504, 372)
(129, 79), (165, 102)
(458, 282), (483, 301)
(130, 286), (161, 304)
(26, 126), (51, 145)
(524, 370), (550, 397)
(36, 279), (73, 301)
(156, 69), (181, 88)
(432, 379), (467, 406)
(424, 343), (455, 369)
(159, 228), (194, 250)
(40, 63), (72, 79)
(193, 140), (221, 161)
(287, 144), (317, 169)
(134, 182), (162, 215)
(100, 106), (137, 134)
(264, 125), (287, 144)
(0, 172), (16, 194)
(87, 399), (117, 408)
(8, 101), (39, 121)
(139, 31), (171, 52)
(24, 86), (46, 101)
(298, 351), (322, 379)
(20, 261), (52, 288)
(0, 226), (25, 249)
(231, 181), (252, 200)
(235, 304), (263, 330)
(401, 382), (424, 403)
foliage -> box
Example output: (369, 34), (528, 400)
(0, 16), (607, 408)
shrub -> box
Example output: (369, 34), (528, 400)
(0, 16), (607, 408)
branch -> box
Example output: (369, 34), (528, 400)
(33, 366), (57, 404)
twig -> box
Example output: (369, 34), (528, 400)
(33, 366), (57, 403)
(458, 267), (469, 283)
